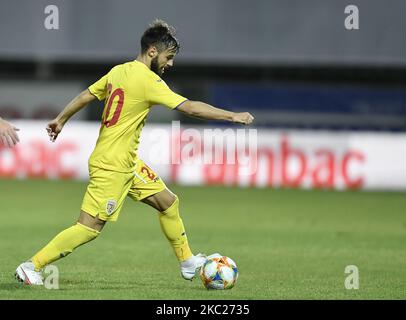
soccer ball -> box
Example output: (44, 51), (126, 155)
(199, 254), (238, 290)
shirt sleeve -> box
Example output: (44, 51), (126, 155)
(145, 76), (188, 109)
(88, 73), (109, 101)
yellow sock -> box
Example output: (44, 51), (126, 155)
(159, 197), (193, 262)
(31, 222), (100, 271)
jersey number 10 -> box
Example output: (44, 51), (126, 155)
(103, 84), (124, 128)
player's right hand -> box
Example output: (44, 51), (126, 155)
(0, 119), (20, 148)
(232, 112), (254, 125)
(46, 119), (63, 142)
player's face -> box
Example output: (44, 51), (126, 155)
(151, 48), (176, 76)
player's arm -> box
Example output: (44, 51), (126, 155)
(176, 100), (254, 125)
(46, 89), (96, 142)
(0, 117), (20, 147)
(146, 76), (253, 124)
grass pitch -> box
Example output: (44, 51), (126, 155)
(0, 179), (405, 299)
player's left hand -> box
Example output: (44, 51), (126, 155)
(46, 119), (64, 142)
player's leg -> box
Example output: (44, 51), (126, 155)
(129, 159), (206, 280)
(15, 211), (104, 285)
(31, 211), (105, 269)
(141, 188), (192, 260)
(16, 167), (133, 285)
(141, 188), (206, 280)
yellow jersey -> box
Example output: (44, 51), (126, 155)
(87, 60), (187, 173)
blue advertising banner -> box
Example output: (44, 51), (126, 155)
(210, 83), (406, 131)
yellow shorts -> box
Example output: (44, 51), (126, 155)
(81, 159), (167, 222)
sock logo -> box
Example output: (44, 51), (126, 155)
(106, 199), (117, 216)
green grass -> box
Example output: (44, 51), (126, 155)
(0, 179), (405, 299)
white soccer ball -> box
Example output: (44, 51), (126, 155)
(200, 254), (238, 290)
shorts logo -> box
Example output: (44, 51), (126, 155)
(106, 200), (117, 216)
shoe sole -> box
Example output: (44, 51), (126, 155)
(182, 272), (196, 281)
(14, 272), (24, 283)
(182, 266), (204, 281)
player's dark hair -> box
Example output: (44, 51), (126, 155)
(141, 19), (180, 54)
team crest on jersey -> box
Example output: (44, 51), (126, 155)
(106, 200), (117, 216)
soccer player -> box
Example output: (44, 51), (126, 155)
(0, 117), (19, 148)
(15, 20), (254, 285)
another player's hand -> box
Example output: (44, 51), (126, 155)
(0, 118), (20, 148)
(232, 112), (254, 125)
(46, 119), (64, 142)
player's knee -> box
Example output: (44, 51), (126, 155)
(78, 210), (106, 232)
(169, 193), (178, 205)
(168, 194), (179, 209)
(161, 195), (179, 214)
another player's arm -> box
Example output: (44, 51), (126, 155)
(46, 89), (96, 142)
(176, 100), (254, 125)
(0, 117), (20, 147)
